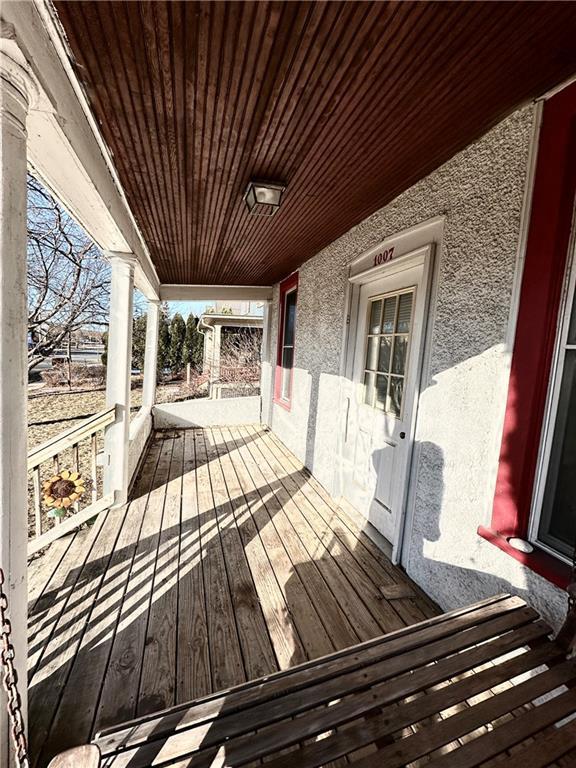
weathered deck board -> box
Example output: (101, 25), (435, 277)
(94, 436), (169, 730)
(240, 426), (408, 635)
(218, 426), (335, 661)
(28, 426), (438, 767)
(211, 428), (308, 669)
(175, 431), (210, 702)
(28, 532), (79, 610)
(207, 429), (279, 681)
(194, 429), (246, 692)
(137, 434), (182, 716)
(28, 505), (124, 763)
(219, 426), (360, 649)
(39, 460), (152, 762)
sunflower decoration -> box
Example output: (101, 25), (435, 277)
(43, 470), (86, 519)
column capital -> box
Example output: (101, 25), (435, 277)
(1, 35), (38, 122)
(104, 250), (139, 269)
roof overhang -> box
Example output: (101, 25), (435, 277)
(11, 1), (576, 288)
(199, 314), (263, 330)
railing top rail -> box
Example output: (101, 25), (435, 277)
(28, 405), (116, 471)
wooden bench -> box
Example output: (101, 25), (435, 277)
(48, 594), (576, 767)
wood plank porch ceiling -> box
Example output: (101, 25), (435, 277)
(54, 1), (576, 286)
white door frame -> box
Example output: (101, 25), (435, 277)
(337, 217), (443, 563)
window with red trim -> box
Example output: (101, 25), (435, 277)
(479, 81), (576, 588)
(274, 273), (298, 409)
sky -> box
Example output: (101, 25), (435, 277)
(133, 292), (215, 318)
(167, 300), (215, 318)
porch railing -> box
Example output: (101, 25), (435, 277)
(27, 405), (117, 556)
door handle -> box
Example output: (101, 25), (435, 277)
(399, 431), (406, 439)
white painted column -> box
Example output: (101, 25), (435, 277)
(260, 299), (273, 425)
(142, 299), (160, 411)
(208, 324), (222, 398)
(0, 41), (35, 765)
(260, 299), (272, 363)
(103, 252), (136, 506)
(212, 324), (222, 383)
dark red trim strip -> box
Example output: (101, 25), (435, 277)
(273, 272), (299, 410)
(488, 82), (576, 575)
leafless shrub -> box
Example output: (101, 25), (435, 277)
(219, 328), (262, 384)
(177, 370), (211, 401)
(41, 363), (106, 388)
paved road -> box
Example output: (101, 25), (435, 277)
(32, 348), (104, 372)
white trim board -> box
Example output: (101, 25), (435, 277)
(348, 216), (445, 278)
(160, 284), (273, 301)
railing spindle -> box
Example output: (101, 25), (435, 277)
(52, 454), (61, 525)
(33, 466), (42, 538)
(73, 442), (80, 513)
(91, 433), (98, 503)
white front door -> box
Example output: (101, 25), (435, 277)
(341, 248), (430, 547)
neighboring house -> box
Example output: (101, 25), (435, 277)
(199, 308), (263, 398)
(2, 3), (576, 765)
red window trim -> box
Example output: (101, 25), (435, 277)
(274, 272), (299, 411)
(480, 82), (576, 589)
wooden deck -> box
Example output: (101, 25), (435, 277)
(27, 425), (437, 767)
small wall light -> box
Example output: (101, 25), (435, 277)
(243, 180), (286, 216)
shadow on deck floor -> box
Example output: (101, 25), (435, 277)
(27, 424), (437, 767)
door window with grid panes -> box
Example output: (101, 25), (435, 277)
(362, 290), (414, 416)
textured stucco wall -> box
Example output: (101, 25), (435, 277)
(262, 105), (567, 629)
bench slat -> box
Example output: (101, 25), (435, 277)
(102, 620), (556, 768)
(97, 594), (530, 754)
(50, 594), (576, 768)
(215, 644), (570, 768)
(351, 661), (576, 768)
(425, 687), (576, 768)
(504, 719), (576, 768)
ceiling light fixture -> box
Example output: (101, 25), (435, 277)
(243, 180), (285, 216)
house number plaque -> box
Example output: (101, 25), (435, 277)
(373, 246), (395, 266)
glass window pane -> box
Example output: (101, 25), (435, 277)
(281, 346), (293, 372)
(363, 371), (375, 406)
(281, 366), (292, 400)
(382, 297), (397, 333)
(378, 336), (392, 373)
(387, 376), (404, 417)
(392, 335), (408, 375)
(539, 350), (576, 557)
(283, 290), (297, 346)
(365, 336), (379, 370)
(375, 374), (388, 409)
(397, 293), (413, 333)
(568, 289), (576, 344)
(369, 300), (382, 334)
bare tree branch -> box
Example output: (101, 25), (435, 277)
(27, 174), (110, 371)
